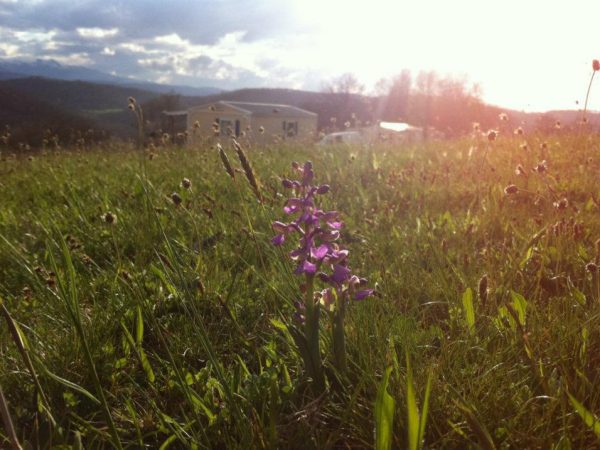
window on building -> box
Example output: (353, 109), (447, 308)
(282, 121), (298, 138)
(219, 119), (233, 136)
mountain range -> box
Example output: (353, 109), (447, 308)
(0, 59), (222, 97)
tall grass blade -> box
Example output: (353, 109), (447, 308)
(406, 354), (419, 450)
(567, 392), (600, 439)
(375, 366), (395, 450)
(417, 369), (433, 447)
(462, 287), (475, 335)
(0, 383), (22, 450)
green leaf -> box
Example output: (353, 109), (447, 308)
(43, 368), (101, 405)
(406, 354), (419, 450)
(462, 287), (475, 335)
(269, 318), (288, 332)
(136, 306), (144, 346)
(567, 392), (600, 439)
(375, 366), (395, 450)
(519, 246), (534, 269)
(510, 291), (527, 326)
(138, 346), (156, 383)
(418, 369), (433, 447)
(572, 288), (587, 306)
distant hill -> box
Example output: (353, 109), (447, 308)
(0, 85), (96, 147)
(0, 59), (222, 97)
(0, 77), (166, 139)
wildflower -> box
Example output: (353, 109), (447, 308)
(271, 161), (374, 382)
(171, 192), (182, 206)
(487, 130), (497, 142)
(594, 60), (600, 71)
(553, 197), (569, 210)
(520, 143), (529, 151)
(555, 120), (561, 129)
(515, 164), (526, 176)
(499, 113), (508, 121)
(128, 96), (136, 105)
(472, 122), (480, 132)
(258, 126), (265, 134)
(533, 160), (547, 173)
(344, 121), (351, 128)
(181, 178), (192, 190)
(504, 184), (518, 195)
(586, 262), (598, 273)
(514, 127), (524, 136)
(102, 212), (117, 224)
(272, 161), (373, 300)
(540, 142), (548, 150)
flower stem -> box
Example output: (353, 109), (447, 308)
(332, 298), (347, 374)
(582, 70), (596, 126)
(304, 275), (324, 392)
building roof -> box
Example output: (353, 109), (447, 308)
(191, 100), (317, 118)
(162, 110), (188, 116)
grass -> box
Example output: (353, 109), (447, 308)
(0, 130), (599, 448)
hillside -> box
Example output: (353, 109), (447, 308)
(0, 59), (222, 97)
(0, 85), (96, 147)
(0, 77), (164, 139)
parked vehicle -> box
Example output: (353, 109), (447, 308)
(317, 131), (365, 145)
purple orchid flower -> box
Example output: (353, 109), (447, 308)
(271, 161), (375, 317)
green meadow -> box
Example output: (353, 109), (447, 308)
(1, 133), (599, 449)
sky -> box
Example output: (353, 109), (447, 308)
(0, 0), (599, 111)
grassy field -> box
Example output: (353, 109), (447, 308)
(1, 131), (600, 449)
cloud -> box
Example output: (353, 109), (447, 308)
(77, 27), (118, 39)
(0, 0), (321, 90)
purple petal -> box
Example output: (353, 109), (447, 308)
(317, 184), (330, 194)
(311, 244), (329, 260)
(282, 179), (294, 189)
(303, 260), (317, 274)
(271, 234), (285, 246)
(327, 221), (343, 230)
(331, 265), (351, 284)
(330, 249), (349, 262)
(295, 260), (317, 275)
(354, 289), (374, 301)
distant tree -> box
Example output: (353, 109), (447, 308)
(375, 69), (413, 121)
(141, 91), (182, 123)
(323, 73), (365, 95)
